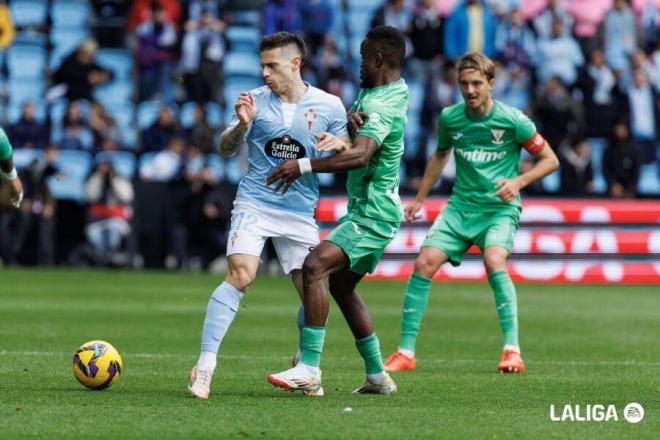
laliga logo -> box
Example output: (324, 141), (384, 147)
(304, 108), (316, 130)
(549, 403), (644, 423)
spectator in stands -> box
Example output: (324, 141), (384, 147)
(443, 0), (497, 60)
(92, 0), (131, 47)
(536, 19), (584, 88)
(622, 48), (660, 92)
(0, 0), (15, 49)
(140, 136), (185, 181)
(84, 160), (134, 265)
(559, 137), (595, 196)
(640, 1), (659, 51)
(430, 59), (461, 111)
(186, 0), (221, 21)
(577, 48), (620, 139)
(624, 68), (659, 164)
(180, 9), (225, 104)
(53, 39), (113, 102)
(0, 147), (58, 265)
(485, 0), (519, 17)
(492, 62), (531, 111)
(185, 104), (216, 154)
(8, 102), (47, 150)
(127, 0), (182, 32)
(603, 120), (641, 198)
(410, 61), (460, 180)
(533, 75), (583, 150)
(314, 36), (346, 98)
(141, 106), (181, 152)
(298, 0), (334, 55)
(89, 102), (121, 147)
(408, 0), (444, 83)
(181, 157), (231, 268)
(58, 101), (94, 150)
(495, 9), (536, 69)
(532, 0), (573, 40)
(565, 0), (612, 55)
(263, 0), (301, 35)
(136, 3), (178, 102)
(372, 0), (411, 32)
(434, 0), (459, 17)
(99, 136), (122, 152)
(604, 0), (637, 74)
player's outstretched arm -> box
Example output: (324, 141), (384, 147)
(494, 141), (559, 202)
(265, 135), (378, 195)
(218, 92), (256, 158)
(405, 148), (452, 221)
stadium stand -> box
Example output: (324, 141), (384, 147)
(0, 0), (657, 279)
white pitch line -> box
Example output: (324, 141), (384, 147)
(1, 351), (658, 367)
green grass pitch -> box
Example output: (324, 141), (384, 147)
(0, 269), (657, 438)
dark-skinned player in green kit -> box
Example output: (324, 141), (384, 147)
(265, 26), (408, 395)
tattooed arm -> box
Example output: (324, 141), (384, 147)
(218, 92), (257, 158)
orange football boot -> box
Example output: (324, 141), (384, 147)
(384, 352), (416, 372)
(497, 349), (525, 373)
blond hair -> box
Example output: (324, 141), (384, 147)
(457, 52), (495, 81)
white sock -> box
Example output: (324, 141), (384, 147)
(197, 350), (217, 371)
(503, 344), (520, 353)
(398, 348), (415, 359)
(297, 362), (320, 376)
(367, 371), (387, 384)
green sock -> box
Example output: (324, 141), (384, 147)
(300, 326), (325, 367)
(356, 333), (385, 374)
(399, 272), (432, 352)
(488, 271), (519, 348)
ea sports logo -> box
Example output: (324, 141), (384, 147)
(623, 403), (644, 424)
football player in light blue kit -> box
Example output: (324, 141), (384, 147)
(188, 32), (350, 399)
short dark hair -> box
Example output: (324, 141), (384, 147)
(258, 32), (308, 65)
(365, 26), (406, 68)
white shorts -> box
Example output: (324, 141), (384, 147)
(226, 201), (319, 274)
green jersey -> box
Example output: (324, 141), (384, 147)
(0, 128), (13, 161)
(346, 78), (408, 223)
(437, 100), (540, 212)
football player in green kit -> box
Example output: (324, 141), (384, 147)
(0, 128), (23, 208)
(384, 52), (559, 374)
(265, 26), (408, 395)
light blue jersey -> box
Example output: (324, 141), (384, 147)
(229, 84), (348, 216)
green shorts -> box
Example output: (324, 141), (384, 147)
(422, 204), (520, 266)
(325, 213), (400, 275)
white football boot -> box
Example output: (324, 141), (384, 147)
(352, 373), (397, 395)
(267, 363), (322, 394)
(188, 365), (213, 399)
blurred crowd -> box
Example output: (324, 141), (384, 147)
(0, 0), (657, 269)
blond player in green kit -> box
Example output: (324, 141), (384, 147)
(265, 26), (407, 395)
(384, 53), (559, 374)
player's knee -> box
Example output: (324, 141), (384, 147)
(414, 255), (439, 278)
(302, 256), (325, 284)
(483, 254), (507, 274)
(225, 266), (255, 292)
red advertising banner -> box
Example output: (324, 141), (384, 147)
(316, 198), (660, 224)
(368, 261), (660, 284)
(319, 229), (660, 255)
